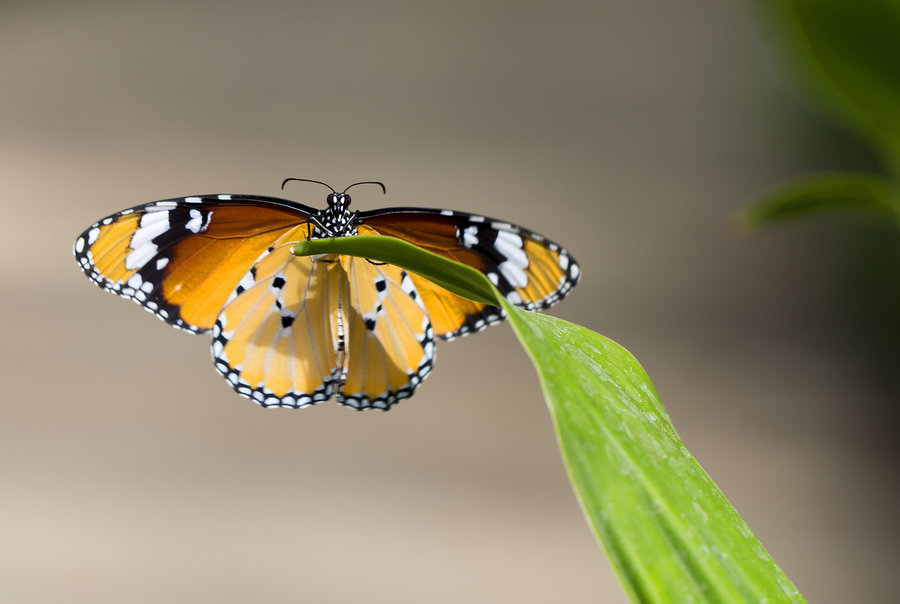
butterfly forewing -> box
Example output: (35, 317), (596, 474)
(73, 196), (316, 332)
(358, 208), (579, 338)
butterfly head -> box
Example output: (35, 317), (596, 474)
(281, 178), (386, 237)
(317, 192), (356, 236)
(326, 192), (352, 212)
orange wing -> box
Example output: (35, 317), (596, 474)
(358, 208), (579, 339)
(75, 194), (580, 411)
(73, 195), (315, 333)
(211, 241), (342, 408)
(337, 257), (434, 409)
(210, 251), (435, 410)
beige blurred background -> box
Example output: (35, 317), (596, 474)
(2, 1), (897, 602)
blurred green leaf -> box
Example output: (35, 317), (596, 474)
(297, 235), (806, 603)
(741, 172), (900, 230)
(755, 0), (900, 170)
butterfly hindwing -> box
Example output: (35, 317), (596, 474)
(211, 239), (343, 407)
(73, 195), (315, 333)
(211, 252), (434, 410)
(338, 257), (434, 410)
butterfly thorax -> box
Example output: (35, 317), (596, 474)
(311, 193), (358, 238)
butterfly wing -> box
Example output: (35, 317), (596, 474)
(357, 207), (580, 339)
(211, 251), (434, 410)
(337, 257), (434, 410)
(73, 195), (316, 333)
(211, 239), (342, 408)
(75, 194), (579, 410)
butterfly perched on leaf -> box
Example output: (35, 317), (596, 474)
(73, 179), (580, 410)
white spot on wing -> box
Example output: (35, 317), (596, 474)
(185, 209), (203, 233)
(217, 194), (232, 200)
(463, 226), (479, 248)
(499, 261), (528, 289)
(125, 244), (157, 271)
(131, 212), (169, 249)
(139, 211), (169, 226)
(87, 228), (100, 245)
(238, 272), (256, 290)
(156, 257), (169, 270)
(494, 231), (528, 268)
(506, 290), (523, 304)
(184, 197), (202, 203)
(74, 237), (85, 253)
(400, 273), (417, 297)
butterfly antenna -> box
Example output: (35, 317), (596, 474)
(342, 181), (387, 195)
(281, 178), (337, 194)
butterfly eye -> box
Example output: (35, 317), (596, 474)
(340, 193), (351, 206)
(326, 193), (338, 205)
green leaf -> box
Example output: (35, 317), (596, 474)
(502, 309), (804, 603)
(296, 235), (806, 603)
(740, 172), (900, 230)
(295, 236), (498, 306)
(754, 0), (900, 171)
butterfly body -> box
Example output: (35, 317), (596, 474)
(74, 184), (579, 410)
(310, 192), (359, 237)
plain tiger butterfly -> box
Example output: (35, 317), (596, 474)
(73, 179), (580, 410)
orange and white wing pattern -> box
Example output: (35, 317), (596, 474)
(73, 195), (316, 333)
(74, 184), (580, 411)
(210, 250), (434, 410)
(338, 257), (434, 410)
(358, 207), (580, 340)
(211, 238), (342, 408)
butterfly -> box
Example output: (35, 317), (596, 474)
(73, 179), (580, 410)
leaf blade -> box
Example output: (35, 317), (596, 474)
(740, 172), (899, 230)
(295, 236), (499, 305)
(501, 309), (805, 603)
